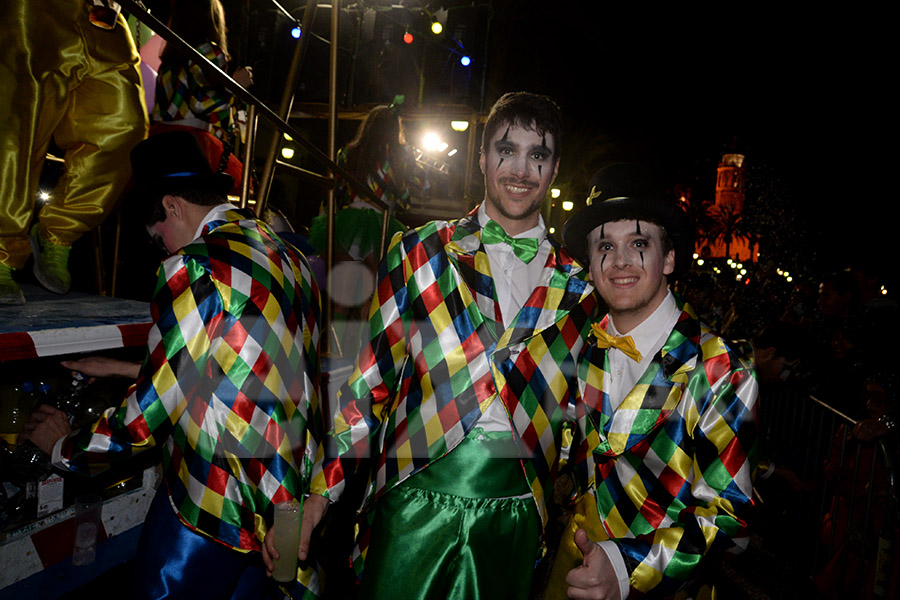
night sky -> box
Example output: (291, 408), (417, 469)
(482, 2), (891, 282)
(224, 1), (891, 285)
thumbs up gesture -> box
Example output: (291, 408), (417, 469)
(565, 528), (622, 600)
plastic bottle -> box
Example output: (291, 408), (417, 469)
(55, 372), (87, 425)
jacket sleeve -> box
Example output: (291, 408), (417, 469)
(615, 343), (758, 597)
(58, 253), (220, 475)
(310, 231), (411, 500)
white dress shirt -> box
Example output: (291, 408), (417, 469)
(476, 203), (551, 437)
(597, 289), (680, 600)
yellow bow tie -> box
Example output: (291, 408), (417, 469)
(591, 323), (643, 362)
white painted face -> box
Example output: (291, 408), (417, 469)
(588, 219), (675, 333)
(479, 124), (559, 235)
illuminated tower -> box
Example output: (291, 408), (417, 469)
(715, 152), (745, 209)
(699, 144), (757, 261)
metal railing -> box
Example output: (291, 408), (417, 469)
(757, 388), (898, 598)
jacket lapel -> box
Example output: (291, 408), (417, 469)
(594, 301), (700, 456)
(497, 236), (593, 349)
(445, 212), (504, 343)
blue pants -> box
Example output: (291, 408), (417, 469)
(133, 487), (275, 600)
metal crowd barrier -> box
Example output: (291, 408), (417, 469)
(757, 388), (899, 599)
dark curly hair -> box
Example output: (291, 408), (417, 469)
(482, 92), (563, 160)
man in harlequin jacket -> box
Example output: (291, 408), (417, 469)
(559, 164), (758, 599)
(270, 93), (597, 599)
(23, 132), (322, 600)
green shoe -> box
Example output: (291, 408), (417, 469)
(0, 263), (25, 305)
(30, 224), (72, 294)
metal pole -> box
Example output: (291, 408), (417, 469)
(256, 0), (320, 215)
(239, 105), (257, 209)
(324, 0), (340, 355)
(465, 112), (478, 207)
(117, 0), (388, 213)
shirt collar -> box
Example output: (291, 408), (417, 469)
(192, 203), (236, 241)
(477, 202), (547, 241)
(609, 289), (678, 356)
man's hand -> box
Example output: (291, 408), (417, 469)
(566, 528), (622, 600)
(261, 526), (279, 576)
(261, 493), (329, 577)
(233, 66), (254, 89)
(299, 493), (329, 561)
(60, 356), (141, 380)
(20, 405), (71, 455)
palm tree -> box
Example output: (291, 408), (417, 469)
(708, 201), (745, 258)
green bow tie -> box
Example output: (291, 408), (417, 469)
(481, 220), (541, 264)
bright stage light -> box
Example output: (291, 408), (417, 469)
(447, 148), (458, 157)
(431, 20), (442, 35)
(422, 132), (447, 152)
(562, 200), (574, 211)
(291, 26), (302, 39)
(450, 120), (469, 132)
(281, 147), (294, 159)
(460, 55), (471, 67)
(403, 31), (413, 44)
(550, 188), (560, 199)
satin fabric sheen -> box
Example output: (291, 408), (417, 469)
(133, 487), (273, 600)
(0, 0), (146, 267)
(359, 429), (540, 599)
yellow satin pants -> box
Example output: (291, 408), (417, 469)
(0, 0), (147, 269)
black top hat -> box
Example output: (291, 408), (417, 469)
(129, 131), (234, 203)
(562, 163), (694, 277)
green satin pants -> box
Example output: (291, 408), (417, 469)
(359, 429), (541, 600)
(0, 0), (147, 268)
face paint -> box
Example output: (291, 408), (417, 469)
(497, 126), (510, 169)
(636, 221), (644, 268)
(588, 219), (675, 333)
(480, 124), (558, 235)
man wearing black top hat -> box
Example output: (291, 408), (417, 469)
(23, 131), (322, 599)
(558, 164), (758, 599)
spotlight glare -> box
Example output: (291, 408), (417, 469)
(450, 120), (469, 132)
(460, 55), (471, 67)
(422, 132), (444, 152)
(550, 188), (561, 199)
(39, 191), (51, 201)
(447, 148), (458, 157)
(281, 147), (295, 159)
(697, 259), (705, 266)
(431, 21), (442, 35)
(291, 26), (302, 39)
(562, 200), (574, 211)
(548, 226), (556, 234)
(403, 31), (413, 44)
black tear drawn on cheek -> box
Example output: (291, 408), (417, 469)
(497, 158), (504, 169)
(538, 164), (542, 177)
(601, 254), (607, 271)
(640, 251), (645, 269)
(500, 126), (510, 142)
